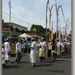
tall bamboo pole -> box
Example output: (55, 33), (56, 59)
(46, 0), (49, 58)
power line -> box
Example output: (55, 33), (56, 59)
(12, 0), (44, 18)
(18, 0), (45, 17)
(21, 0), (45, 15)
(3, 12), (32, 25)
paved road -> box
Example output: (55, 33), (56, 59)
(2, 49), (71, 75)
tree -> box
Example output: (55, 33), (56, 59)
(21, 30), (26, 34)
(30, 24), (49, 34)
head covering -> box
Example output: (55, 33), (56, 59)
(31, 38), (35, 41)
(41, 37), (44, 40)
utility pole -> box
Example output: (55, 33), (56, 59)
(55, 0), (58, 39)
(46, 0), (49, 42)
(8, 0), (12, 37)
(46, 0), (49, 58)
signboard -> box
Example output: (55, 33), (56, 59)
(2, 26), (9, 31)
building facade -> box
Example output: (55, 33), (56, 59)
(2, 20), (27, 37)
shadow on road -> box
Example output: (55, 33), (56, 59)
(3, 64), (19, 69)
(36, 63), (53, 67)
(10, 61), (29, 64)
(47, 69), (65, 73)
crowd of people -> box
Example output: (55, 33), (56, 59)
(2, 37), (71, 68)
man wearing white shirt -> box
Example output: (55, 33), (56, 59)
(4, 39), (11, 63)
(30, 38), (37, 68)
(15, 39), (22, 63)
(39, 37), (46, 62)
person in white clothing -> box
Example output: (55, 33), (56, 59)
(47, 40), (52, 57)
(2, 45), (6, 68)
(4, 39), (11, 63)
(30, 38), (37, 68)
(57, 39), (61, 57)
(39, 37), (46, 62)
(60, 40), (65, 54)
(15, 39), (22, 63)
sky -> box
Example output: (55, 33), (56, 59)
(2, 0), (71, 34)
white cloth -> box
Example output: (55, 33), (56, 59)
(57, 47), (60, 55)
(39, 41), (46, 51)
(16, 42), (21, 53)
(2, 57), (5, 64)
(57, 41), (60, 47)
(67, 42), (70, 46)
(57, 41), (60, 55)
(30, 54), (36, 63)
(4, 42), (10, 61)
(30, 41), (37, 63)
(4, 42), (10, 52)
(61, 42), (64, 48)
(2, 48), (5, 64)
(2, 48), (5, 58)
(48, 42), (52, 50)
(30, 41), (37, 54)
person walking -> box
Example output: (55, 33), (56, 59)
(57, 39), (61, 58)
(60, 40), (65, 54)
(23, 40), (27, 54)
(30, 38), (37, 68)
(47, 40), (52, 57)
(51, 39), (57, 61)
(38, 37), (46, 62)
(3, 39), (11, 64)
(15, 39), (22, 63)
(2, 45), (6, 68)
(27, 39), (31, 54)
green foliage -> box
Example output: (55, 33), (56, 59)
(21, 30), (25, 34)
(3, 32), (9, 37)
(30, 24), (51, 34)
